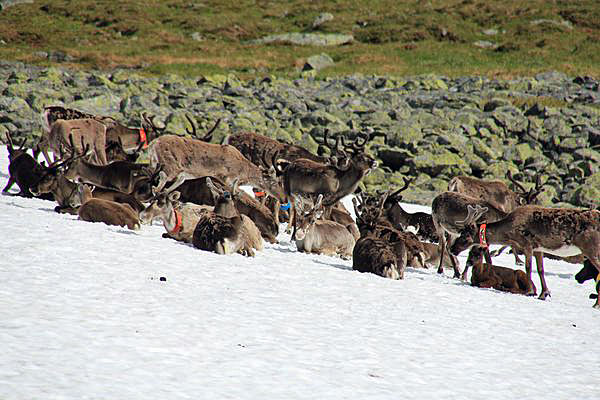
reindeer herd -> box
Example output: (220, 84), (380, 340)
(3, 105), (600, 309)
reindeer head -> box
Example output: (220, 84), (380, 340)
(506, 170), (547, 206)
(449, 204), (489, 255)
(185, 114), (221, 143)
(258, 164), (286, 201)
(295, 194), (324, 241)
(140, 112), (165, 143)
(333, 130), (378, 174)
(139, 171), (186, 225)
(206, 177), (240, 218)
(352, 190), (390, 235)
(5, 132), (28, 161)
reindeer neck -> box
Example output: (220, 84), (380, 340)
(80, 186), (94, 204)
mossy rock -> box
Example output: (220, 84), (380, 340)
(483, 161), (517, 180)
(412, 149), (471, 176)
(68, 93), (122, 117)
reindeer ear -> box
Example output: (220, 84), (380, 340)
(168, 191), (180, 201)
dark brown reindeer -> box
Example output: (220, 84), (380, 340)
(431, 192), (508, 279)
(294, 194), (356, 259)
(381, 177), (438, 243)
(30, 155), (144, 214)
(281, 131), (378, 235)
(450, 205), (600, 305)
(192, 178), (264, 256)
(575, 260), (600, 309)
(63, 135), (161, 202)
(352, 192), (407, 279)
(466, 246), (535, 295)
(2, 132), (53, 200)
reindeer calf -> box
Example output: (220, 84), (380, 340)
(467, 247), (535, 295)
(77, 184), (140, 230)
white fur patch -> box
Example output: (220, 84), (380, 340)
(535, 245), (582, 257)
(406, 225), (419, 234)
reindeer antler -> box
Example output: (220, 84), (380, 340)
(389, 176), (414, 200)
(456, 204), (488, 227)
(506, 170), (528, 194)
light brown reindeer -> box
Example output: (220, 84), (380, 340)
(294, 194), (356, 259)
(76, 183), (140, 230)
(139, 172), (211, 243)
(147, 134), (285, 202)
(450, 205), (600, 304)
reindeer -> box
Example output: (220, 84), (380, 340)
(449, 171), (546, 264)
(293, 194), (356, 259)
(449, 205), (600, 305)
(575, 260), (600, 309)
(42, 118), (109, 165)
(431, 191), (508, 279)
(353, 236), (406, 280)
(192, 178), (264, 256)
(448, 171), (546, 214)
(147, 134), (285, 202)
(281, 131), (377, 235)
(76, 183), (140, 230)
(466, 246), (535, 295)
(2, 132), (53, 200)
(140, 172), (212, 243)
(31, 156), (144, 214)
(63, 135), (161, 202)
(353, 192), (426, 270)
(376, 177), (438, 243)
(167, 176), (279, 243)
(41, 106), (163, 161)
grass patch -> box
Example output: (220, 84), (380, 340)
(0, 0), (599, 78)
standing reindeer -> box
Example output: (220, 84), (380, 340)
(431, 192), (508, 279)
(281, 130), (378, 236)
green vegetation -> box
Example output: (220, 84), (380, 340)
(1, 0), (599, 78)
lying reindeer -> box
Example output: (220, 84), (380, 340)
(139, 172), (211, 243)
(294, 194), (356, 259)
(192, 178), (263, 256)
(31, 154), (144, 215)
(352, 193), (406, 279)
(168, 176), (279, 244)
(466, 246), (535, 295)
(77, 183), (140, 230)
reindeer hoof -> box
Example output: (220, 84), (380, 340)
(538, 292), (551, 301)
(437, 267), (444, 275)
(589, 293), (598, 299)
(593, 302), (600, 310)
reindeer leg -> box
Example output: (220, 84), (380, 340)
(534, 251), (550, 300)
(2, 176), (15, 193)
(437, 234), (447, 275)
(524, 251), (537, 296)
(587, 257), (600, 309)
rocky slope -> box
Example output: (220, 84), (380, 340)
(0, 61), (598, 207)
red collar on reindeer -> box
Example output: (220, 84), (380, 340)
(479, 223), (488, 248)
(169, 209), (183, 235)
(139, 128), (148, 149)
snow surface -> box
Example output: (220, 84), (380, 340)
(1, 146), (599, 400)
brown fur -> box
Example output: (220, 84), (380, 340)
(43, 119), (108, 165)
(148, 135), (285, 200)
(353, 236), (405, 280)
(77, 184), (140, 230)
(467, 247), (535, 295)
(451, 206), (600, 302)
